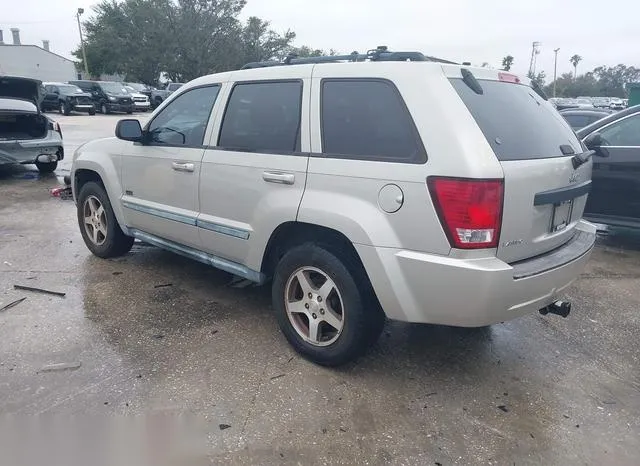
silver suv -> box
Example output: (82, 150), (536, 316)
(71, 49), (597, 365)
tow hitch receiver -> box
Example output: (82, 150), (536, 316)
(539, 300), (571, 318)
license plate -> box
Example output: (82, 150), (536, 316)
(551, 200), (573, 232)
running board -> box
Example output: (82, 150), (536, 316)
(129, 229), (266, 284)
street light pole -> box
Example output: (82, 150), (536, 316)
(76, 8), (89, 77)
(553, 48), (560, 98)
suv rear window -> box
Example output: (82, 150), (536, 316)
(449, 78), (582, 161)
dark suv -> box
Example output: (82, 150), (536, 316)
(42, 82), (96, 115)
(69, 80), (133, 114)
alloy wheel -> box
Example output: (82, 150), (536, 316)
(284, 266), (345, 346)
(83, 195), (107, 246)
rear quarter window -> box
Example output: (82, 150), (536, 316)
(449, 78), (582, 161)
(321, 79), (426, 163)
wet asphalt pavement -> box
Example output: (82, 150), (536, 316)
(1, 115), (639, 465)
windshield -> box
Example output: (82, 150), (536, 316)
(449, 78), (582, 161)
(99, 82), (128, 94)
(58, 85), (84, 93)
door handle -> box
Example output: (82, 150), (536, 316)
(262, 171), (295, 185)
(172, 162), (195, 173)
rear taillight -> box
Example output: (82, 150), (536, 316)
(428, 177), (504, 249)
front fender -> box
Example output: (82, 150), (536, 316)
(71, 137), (128, 233)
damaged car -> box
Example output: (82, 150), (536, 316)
(0, 76), (63, 173)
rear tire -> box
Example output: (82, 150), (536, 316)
(126, 109), (133, 114)
(77, 181), (134, 258)
(272, 243), (385, 366)
(101, 103), (110, 114)
(89, 108), (96, 116)
(35, 161), (57, 173)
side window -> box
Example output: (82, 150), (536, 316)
(321, 79), (426, 163)
(599, 115), (640, 147)
(147, 85), (220, 147)
(218, 81), (302, 153)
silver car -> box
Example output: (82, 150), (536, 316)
(0, 76), (63, 173)
(71, 49), (597, 365)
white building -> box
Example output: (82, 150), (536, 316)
(0, 28), (78, 82)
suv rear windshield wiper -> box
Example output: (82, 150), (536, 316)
(461, 69), (483, 95)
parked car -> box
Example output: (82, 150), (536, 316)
(577, 105), (640, 228)
(41, 82), (95, 115)
(123, 82), (154, 100)
(69, 80), (134, 114)
(71, 51), (596, 365)
(124, 85), (151, 112)
(554, 98), (580, 111)
(575, 98), (594, 108)
(0, 76), (63, 173)
(592, 97), (611, 109)
(559, 108), (612, 130)
(609, 98), (625, 110)
(151, 82), (183, 108)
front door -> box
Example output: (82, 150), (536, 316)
(42, 85), (58, 110)
(585, 112), (640, 221)
(198, 73), (311, 272)
(120, 85), (221, 248)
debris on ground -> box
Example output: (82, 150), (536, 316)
(154, 283), (173, 288)
(14, 284), (66, 297)
(3, 261), (11, 266)
(38, 362), (82, 373)
(0, 297), (26, 312)
(226, 277), (255, 289)
(270, 373), (285, 381)
(50, 186), (73, 200)
(219, 424), (231, 430)
(497, 405), (509, 412)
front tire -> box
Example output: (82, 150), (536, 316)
(35, 161), (57, 173)
(100, 103), (110, 114)
(89, 108), (96, 116)
(77, 181), (134, 258)
(272, 243), (385, 366)
(60, 101), (71, 115)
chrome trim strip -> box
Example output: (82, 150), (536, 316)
(123, 200), (250, 239)
(129, 229), (265, 283)
(195, 219), (250, 239)
(122, 200), (196, 226)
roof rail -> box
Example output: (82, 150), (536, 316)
(241, 46), (457, 70)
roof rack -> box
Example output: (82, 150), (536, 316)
(241, 46), (457, 70)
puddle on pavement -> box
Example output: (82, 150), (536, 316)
(595, 224), (640, 252)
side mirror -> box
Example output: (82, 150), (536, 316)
(115, 119), (144, 142)
(583, 132), (609, 158)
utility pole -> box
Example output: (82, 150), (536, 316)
(528, 41), (540, 76)
(553, 48), (560, 98)
(76, 8), (89, 77)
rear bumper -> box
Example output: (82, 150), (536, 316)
(356, 220), (597, 327)
(0, 131), (63, 165)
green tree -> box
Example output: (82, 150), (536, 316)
(593, 64), (640, 98)
(74, 0), (304, 84)
(570, 54), (582, 80)
(501, 55), (514, 71)
(528, 70), (546, 88)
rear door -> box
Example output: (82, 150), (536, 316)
(43, 85), (58, 110)
(584, 112), (640, 220)
(198, 69), (311, 271)
(447, 70), (592, 263)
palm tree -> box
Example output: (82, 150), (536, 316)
(501, 55), (514, 71)
(570, 54), (582, 80)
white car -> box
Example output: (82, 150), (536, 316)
(71, 48), (596, 365)
(609, 98), (625, 110)
(125, 86), (151, 112)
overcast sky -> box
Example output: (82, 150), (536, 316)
(2, 0), (638, 79)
